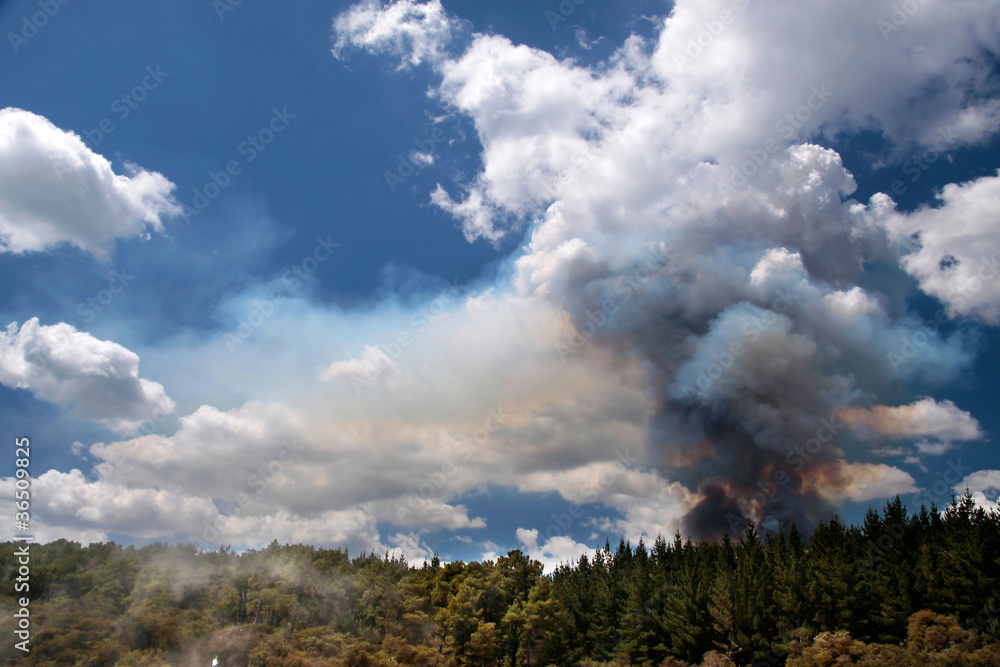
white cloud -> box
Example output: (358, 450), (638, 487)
(410, 150), (434, 166)
(430, 184), (505, 243)
(801, 461), (919, 504)
(954, 469), (1000, 510)
(335, 0), (1000, 244)
(0, 469), (216, 541)
(653, 0), (1000, 150)
(386, 531), (437, 566)
(479, 539), (502, 562)
(318, 344), (406, 391)
(0, 467), (411, 555)
(837, 398), (985, 444)
(23, 0), (999, 554)
(390, 497), (486, 530)
(0, 318), (174, 433)
(251, 0), (1000, 542)
(0, 108), (181, 259)
(876, 173), (1000, 324)
(332, 0), (457, 68)
(914, 441), (956, 456)
(518, 461), (695, 543)
(515, 527), (597, 573)
(58, 287), (659, 556)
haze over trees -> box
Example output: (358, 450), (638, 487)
(1, 494), (997, 666)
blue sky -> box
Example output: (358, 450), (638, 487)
(1, 0), (998, 568)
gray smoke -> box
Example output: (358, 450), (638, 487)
(553, 203), (970, 538)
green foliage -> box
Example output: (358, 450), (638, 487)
(0, 495), (997, 665)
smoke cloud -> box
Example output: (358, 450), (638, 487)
(331, 0), (996, 540)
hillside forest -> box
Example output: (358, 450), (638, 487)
(1, 493), (999, 666)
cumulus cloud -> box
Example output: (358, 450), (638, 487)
(0, 318), (174, 433)
(837, 398), (985, 445)
(0, 468), (400, 552)
(332, 0), (458, 68)
(799, 460), (919, 505)
(329, 0), (998, 543)
(652, 0), (1000, 152)
(88, 399), (469, 528)
(518, 461), (696, 545)
(876, 173), (1000, 324)
(336, 0), (1000, 243)
(0, 108), (182, 258)
(318, 344), (406, 391)
(26, 0), (997, 561)
(56, 277), (683, 556)
(1, 469), (217, 541)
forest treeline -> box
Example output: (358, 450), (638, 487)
(0, 493), (998, 666)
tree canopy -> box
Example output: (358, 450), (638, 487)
(1, 493), (998, 666)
